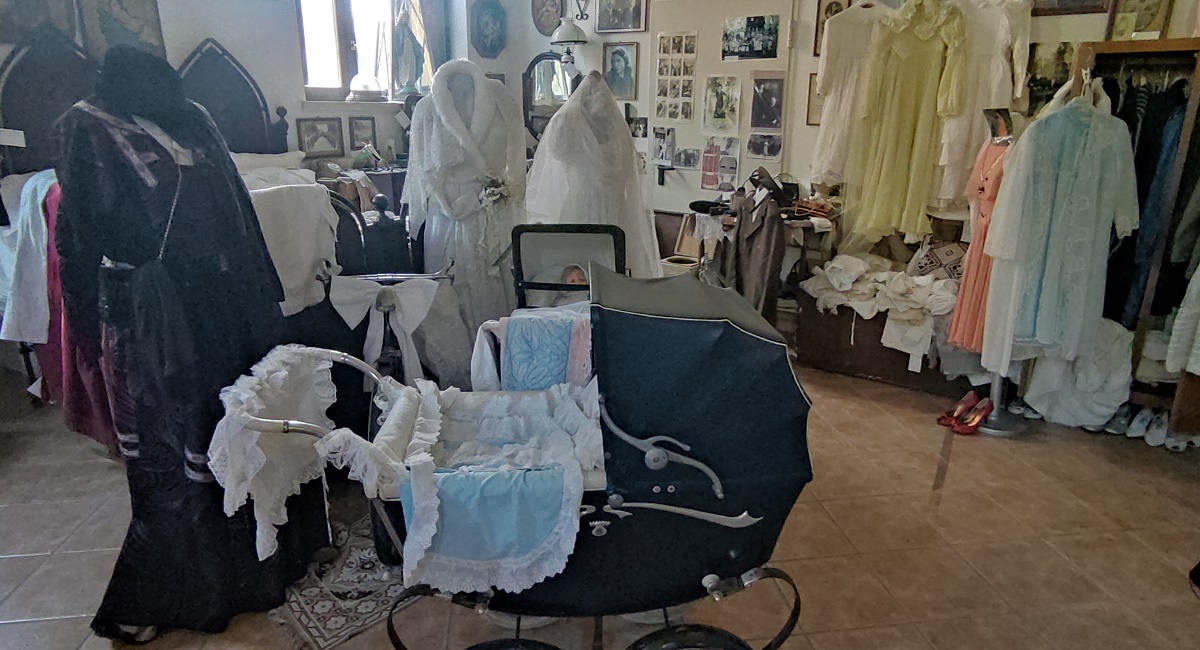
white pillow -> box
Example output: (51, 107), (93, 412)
(230, 151), (306, 173)
(240, 167), (318, 191)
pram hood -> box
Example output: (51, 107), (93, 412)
(588, 264), (812, 517)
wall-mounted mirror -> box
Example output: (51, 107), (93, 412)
(522, 51), (571, 140)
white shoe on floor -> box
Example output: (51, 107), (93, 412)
(1126, 408), (1154, 439)
(1144, 411), (1169, 447)
(1165, 433), (1189, 452)
(1103, 404), (1134, 435)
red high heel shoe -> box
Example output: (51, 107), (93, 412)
(952, 398), (993, 435)
(938, 391), (980, 426)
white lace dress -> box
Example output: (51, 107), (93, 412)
(932, 0), (1031, 209)
(809, 3), (894, 188)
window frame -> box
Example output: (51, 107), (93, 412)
(297, 0), (360, 101)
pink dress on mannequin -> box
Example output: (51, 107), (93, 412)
(948, 143), (1007, 352)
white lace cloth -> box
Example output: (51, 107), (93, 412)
(207, 345), (339, 560)
(317, 377), (603, 593)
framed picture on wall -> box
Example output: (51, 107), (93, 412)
(531, 0), (565, 37)
(1106, 0), (1174, 40)
(603, 42), (639, 100)
(596, 0), (648, 33)
(0, 0), (76, 45)
(471, 0), (507, 59)
(349, 117), (377, 150)
(806, 73), (824, 127)
(78, 0), (166, 60)
(297, 117), (345, 158)
(814, 0), (852, 57)
(1032, 0), (1110, 17)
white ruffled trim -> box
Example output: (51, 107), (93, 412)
(207, 344), (337, 560)
(400, 380), (446, 586)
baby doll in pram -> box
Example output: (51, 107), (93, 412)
(206, 229), (813, 650)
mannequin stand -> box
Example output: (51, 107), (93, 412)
(978, 372), (1025, 437)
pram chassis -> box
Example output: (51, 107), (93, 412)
(241, 348), (803, 650)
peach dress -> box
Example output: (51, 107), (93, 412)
(948, 142), (1008, 352)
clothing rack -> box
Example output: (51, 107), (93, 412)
(1071, 39), (1200, 420)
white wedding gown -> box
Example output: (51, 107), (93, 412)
(526, 72), (663, 279)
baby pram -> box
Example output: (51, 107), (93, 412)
(208, 265), (812, 650)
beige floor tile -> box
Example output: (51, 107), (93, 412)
(900, 489), (1035, 544)
(1131, 526), (1200, 572)
(370, 596), (452, 650)
(806, 416), (855, 456)
(1060, 479), (1195, 531)
(202, 611), (295, 649)
(0, 615), (93, 650)
(0, 426), (112, 466)
(807, 624), (932, 650)
(986, 483), (1121, 536)
(1046, 532), (1195, 606)
(745, 634), (813, 649)
(0, 555), (45, 606)
(917, 614), (1048, 650)
(0, 502), (96, 557)
(1128, 599), (1200, 649)
(1004, 442), (1114, 483)
(772, 503), (855, 561)
(939, 442), (1052, 486)
(774, 556), (909, 634)
(58, 496), (131, 553)
(602, 617), (665, 650)
(802, 454), (892, 501)
(0, 550), (118, 621)
(955, 539), (1110, 610)
(821, 496), (946, 553)
(0, 461), (125, 506)
(864, 548), (1007, 621)
(863, 449), (972, 494)
(685, 577), (798, 640)
(1023, 603), (1173, 650)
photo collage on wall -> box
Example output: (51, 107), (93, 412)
(747, 70), (785, 161)
(656, 31), (697, 123)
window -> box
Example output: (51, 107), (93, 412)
(298, 0), (435, 101)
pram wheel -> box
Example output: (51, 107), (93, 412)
(463, 640), (564, 650)
(625, 624), (752, 650)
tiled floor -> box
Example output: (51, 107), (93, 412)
(2, 366), (1199, 649)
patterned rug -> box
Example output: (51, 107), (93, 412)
(272, 515), (406, 649)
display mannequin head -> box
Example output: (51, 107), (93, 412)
(98, 45), (190, 135)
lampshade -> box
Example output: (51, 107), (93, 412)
(551, 18), (588, 46)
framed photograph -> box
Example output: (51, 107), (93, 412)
(653, 126), (676, 167)
(531, 0), (565, 37)
(747, 133), (783, 160)
(297, 117), (345, 158)
(658, 34), (670, 55)
(603, 42), (638, 100)
(815, 0), (851, 57)
(628, 116), (648, 138)
(470, 0), (507, 59)
(596, 0), (648, 33)
(806, 73), (824, 127)
(681, 79), (694, 99)
(348, 117), (377, 150)
(656, 100), (668, 119)
(1027, 42), (1078, 115)
(658, 57), (670, 77)
(79, 0), (166, 60)
(674, 147), (701, 170)
(701, 136), (739, 190)
(0, 0), (75, 45)
(1106, 0), (1173, 40)
(750, 74), (785, 131)
(680, 101), (694, 121)
(684, 33), (697, 56)
(722, 15), (780, 61)
(1033, 0), (1110, 17)
(704, 75), (741, 133)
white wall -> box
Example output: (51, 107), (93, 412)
(157, 0), (407, 159)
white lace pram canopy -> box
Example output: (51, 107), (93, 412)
(207, 345), (604, 594)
